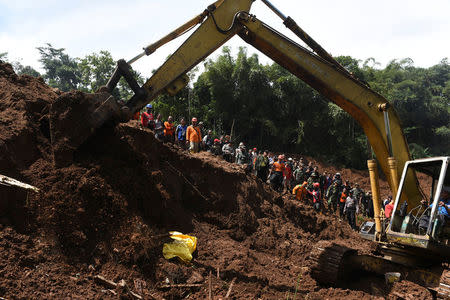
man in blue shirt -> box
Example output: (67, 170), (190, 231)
(175, 118), (188, 149)
(436, 188), (450, 218)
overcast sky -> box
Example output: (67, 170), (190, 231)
(1, 0), (449, 78)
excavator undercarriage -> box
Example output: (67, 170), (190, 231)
(310, 241), (450, 298)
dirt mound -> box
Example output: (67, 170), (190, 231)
(0, 62), (433, 299)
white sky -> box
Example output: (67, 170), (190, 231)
(1, 0), (449, 78)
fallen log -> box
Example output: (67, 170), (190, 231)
(0, 174), (39, 192)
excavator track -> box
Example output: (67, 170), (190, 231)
(309, 241), (356, 285)
(437, 267), (450, 299)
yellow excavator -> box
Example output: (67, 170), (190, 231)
(49, 0), (449, 297)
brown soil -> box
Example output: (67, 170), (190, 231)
(0, 62), (436, 299)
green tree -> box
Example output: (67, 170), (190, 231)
(13, 61), (41, 77)
(37, 43), (81, 91)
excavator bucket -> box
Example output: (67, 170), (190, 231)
(49, 60), (146, 167)
(49, 89), (122, 167)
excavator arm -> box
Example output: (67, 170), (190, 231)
(51, 0), (419, 207)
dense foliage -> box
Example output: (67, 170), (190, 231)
(1, 45), (448, 169)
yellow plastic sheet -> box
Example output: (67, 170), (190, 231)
(163, 231), (197, 263)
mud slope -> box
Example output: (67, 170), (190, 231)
(0, 62), (432, 299)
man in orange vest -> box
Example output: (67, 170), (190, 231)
(293, 181), (308, 202)
(164, 116), (175, 143)
(270, 155), (285, 192)
(339, 188), (349, 218)
(186, 117), (202, 153)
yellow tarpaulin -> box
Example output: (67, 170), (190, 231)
(162, 231), (197, 263)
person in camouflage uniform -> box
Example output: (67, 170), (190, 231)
(293, 164), (306, 186)
(351, 183), (364, 215)
(326, 180), (341, 212)
(235, 143), (249, 165)
(307, 171), (320, 191)
(210, 139), (222, 156)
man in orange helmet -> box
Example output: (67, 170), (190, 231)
(293, 181), (308, 202)
(186, 117), (202, 153)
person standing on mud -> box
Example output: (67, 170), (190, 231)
(307, 182), (322, 212)
(186, 117), (202, 153)
(351, 183), (364, 214)
(222, 141), (234, 162)
(270, 155), (285, 192)
(154, 114), (164, 140)
(339, 188), (349, 218)
(175, 118), (187, 149)
(293, 181), (308, 202)
(343, 191), (358, 230)
(202, 130), (214, 151)
(293, 163), (305, 187)
(235, 143), (249, 165)
(140, 104), (154, 129)
(256, 150), (270, 182)
(164, 116), (175, 143)
(210, 139), (222, 156)
(284, 158), (294, 192)
(326, 181), (340, 213)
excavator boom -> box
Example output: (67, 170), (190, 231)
(50, 0), (417, 205)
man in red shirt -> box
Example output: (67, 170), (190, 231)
(141, 104), (154, 129)
(384, 197), (395, 218)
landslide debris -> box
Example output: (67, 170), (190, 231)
(0, 62), (428, 299)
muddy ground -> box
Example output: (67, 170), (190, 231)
(0, 62), (434, 299)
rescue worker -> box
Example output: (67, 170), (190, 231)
(154, 114), (164, 140)
(284, 158), (294, 192)
(343, 191), (358, 230)
(186, 117), (202, 153)
(256, 151), (270, 182)
(175, 118), (187, 148)
(270, 155), (285, 192)
(202, 129), (213, 151)
(326, 181), (341, 213)
(222, 141), (234, 162)
(293, 181), (308, 202)
(210, 139), (222, 156)
(163, 116), (175, 143)
(235, 142), (249, 165)
(333, 172), (343, 186)
(307, 182), (322, 212)
(140, 104), (154, 129)
(339, 188), (349, 218)
(351, 183), (364, 214)
(307, 171), (320, 191)
(293, 164), (306, 187)
(320, 171), (330, 195)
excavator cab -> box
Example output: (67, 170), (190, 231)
(386, 156), (450, 258)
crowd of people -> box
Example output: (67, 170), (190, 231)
(137, 105), (391, 231)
